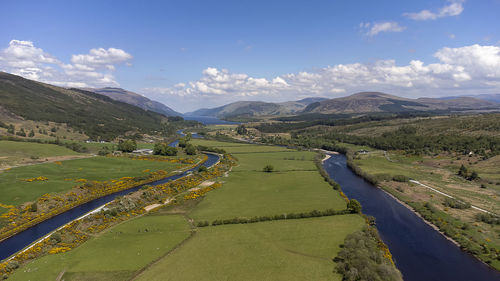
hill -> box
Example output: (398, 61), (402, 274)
(85, 87), (182, 117)
(187, 97), (327, 118)
(441, 94), (500, 104)
(0, 72), (192, 140)
(303, 92), (499, 114)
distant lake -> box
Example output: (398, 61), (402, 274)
(183, 116), (239, 125)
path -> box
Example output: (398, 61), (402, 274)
(409, 180), (497, 216)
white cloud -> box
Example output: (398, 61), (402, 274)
(0, 40), (132, 87)
(362, 22), (406, 36)
(144, 44), (500, 112)
(404, 0), (464, 21)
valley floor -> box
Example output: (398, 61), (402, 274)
(8, 139), (365, 281)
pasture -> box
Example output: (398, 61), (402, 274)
(9, 214), (191, 281)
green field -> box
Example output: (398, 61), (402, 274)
(10, 139), (363, 280)
(0, 140), (81, 168)
(9, 214), (191, 281)
(190, 139), (346, 221)
(0, 156), (184, 206)
(136, 215), (364, 281)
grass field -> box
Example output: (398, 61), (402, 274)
(9, 214), (191, 281)
(0, 140), (82, 168)
(189, 139), (346, 221)
(0, 156), (184, 206)
(136, 215), (364, 281)
(9, 139), (364, 280)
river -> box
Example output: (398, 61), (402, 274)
(323, 154), (500, 281)
(0, 136), (219, 261)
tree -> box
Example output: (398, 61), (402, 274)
(153, 143), (177, 156)
(117, 139), (137, 152)
(347, 199), (362, 213)
(7, 124), (15, 134)
(184, 144), (197, 155)
(16, 128), (26, 137)
(458, 164), (468, 177)
(263, 164), (274, 173)
(30, 202), (38, 212)
(28, 129), (35, 137)
(178, 138), (187, 148)
(237, 125), (248, 135)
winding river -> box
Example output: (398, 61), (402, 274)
(0, 135), (219, 261)
(323, 154), (500, 281)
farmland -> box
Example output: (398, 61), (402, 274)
(7, 139), (368, 280)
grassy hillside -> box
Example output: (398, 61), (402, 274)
(87, 87), (182, 117)
(304, 92), (499, 114)
(0, 72), (194, 140)
(0, 140), (82, 168)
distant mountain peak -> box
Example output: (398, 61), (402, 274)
(85, 87), (182, 117)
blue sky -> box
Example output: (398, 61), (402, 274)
(1, 0), (500, 112)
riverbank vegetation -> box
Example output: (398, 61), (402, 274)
(0, 148), (203, 241)
(3, 151), (235, 279)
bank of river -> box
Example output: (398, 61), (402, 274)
(324, 154), (500, 281)
(0, 137), (219, 261)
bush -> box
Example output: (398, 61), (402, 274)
(117, 139), (137, 152)
(198, 165), (208, 172)
(335, 227), (403, 281)
(392, 175), (410, 182)
(262, 164), (274, 173)
(51, 233), (62, 243)
(153, 142), (177, 156)
(443, 197), (470, 209)
(184, 144), (197, 155)
(347, 199), (362, 213)
(475, 213), (500, 225)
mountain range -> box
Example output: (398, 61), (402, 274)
(83, 87), (182, 117)
(186, 92), (499, 118)
(186, 97), (327, 118)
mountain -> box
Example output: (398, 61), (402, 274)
(85, 87), (182, 117)
(0, 72), (188, 140)
(187, 97), (327, 118)
(441, 94), (500, 104)
(303, 92), (500, 114)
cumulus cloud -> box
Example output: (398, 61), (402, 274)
(404, 0), (464, 21)
(0, 40), (132, 87)
(144, 44), (500, 112)
(362, 22), (406, 36)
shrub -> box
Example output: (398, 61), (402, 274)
(184, 144), (197, 155)
(51, 233), (62, 243)
(262, 164), (274, 173)
(392, 175), (410, 182)
(347, 199), (362, 213)
(443, 197), (470, 209)
(335, 227), (402, 281)
(153, 142), (178, 156)
(117, 139), (137, 152)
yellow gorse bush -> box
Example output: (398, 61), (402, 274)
(22, 176), (48, 182)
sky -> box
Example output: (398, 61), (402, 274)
(1, 0), (500, 112)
